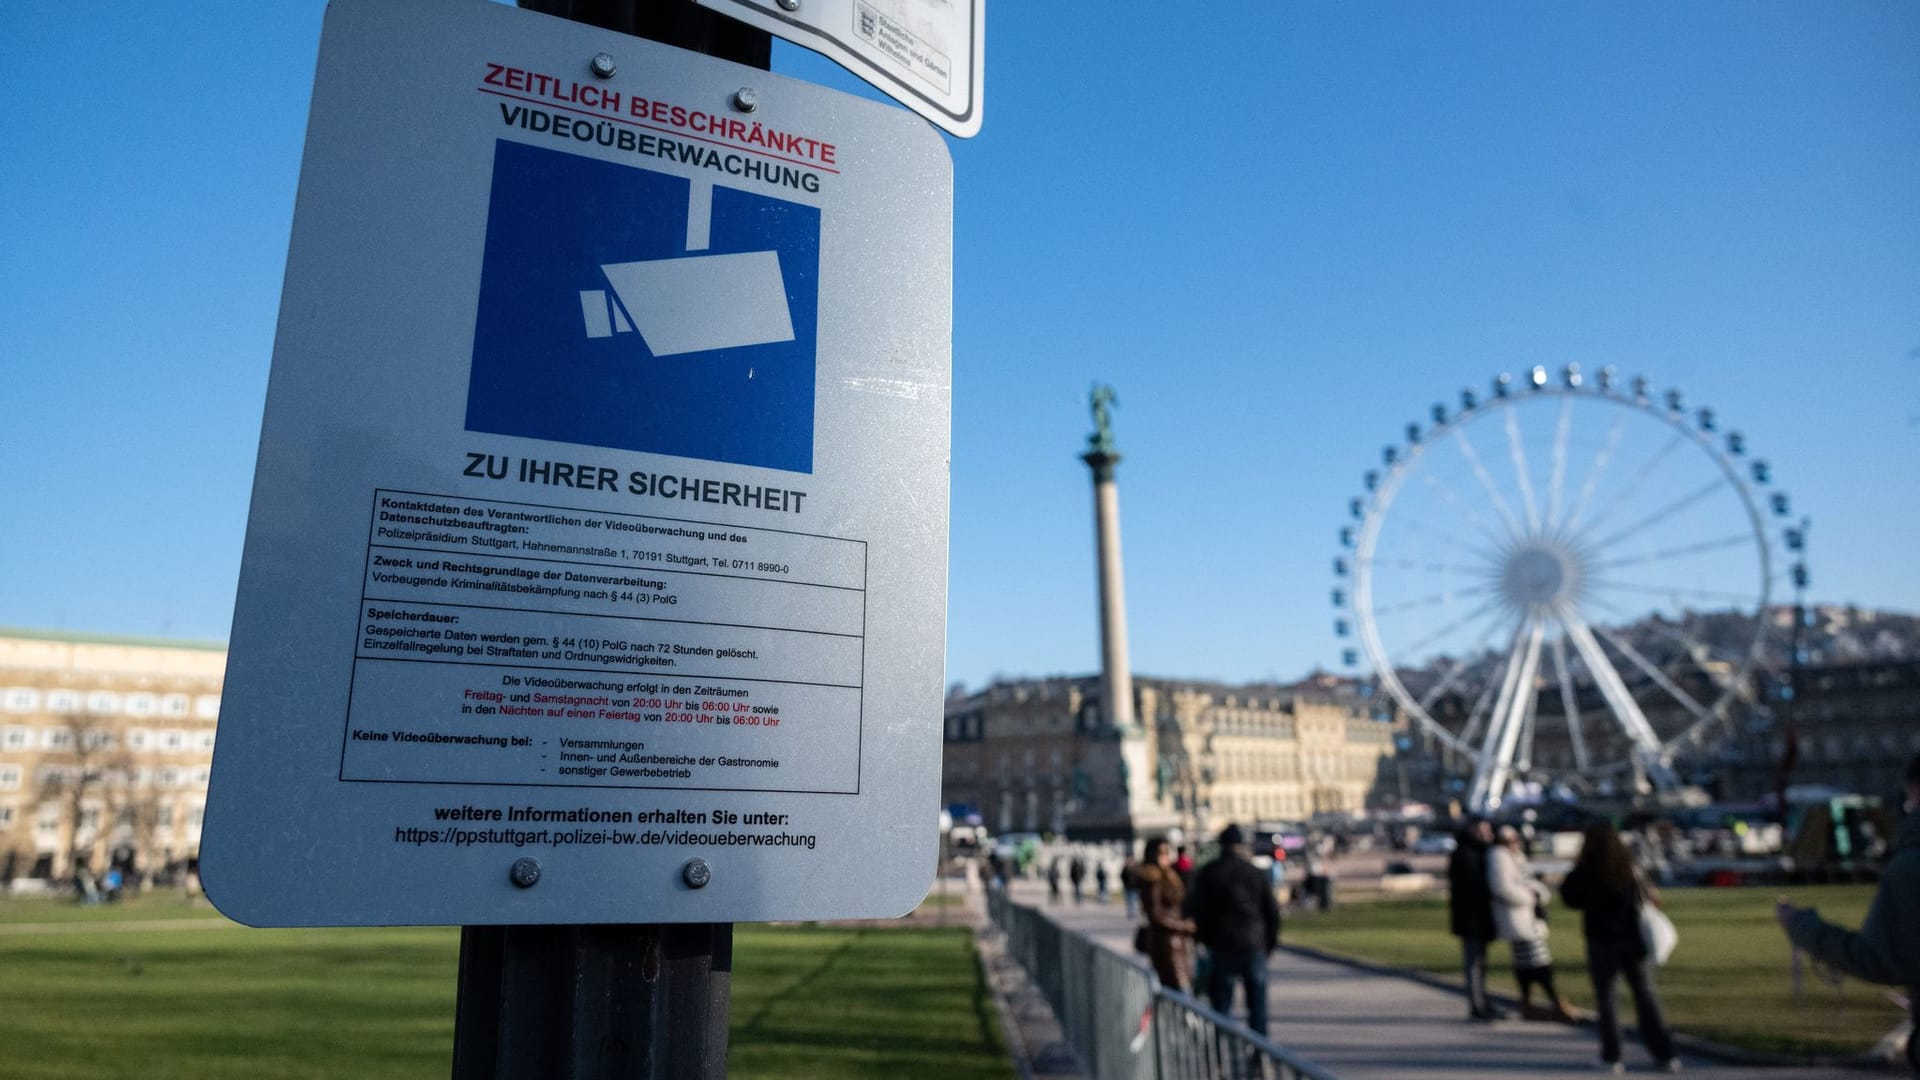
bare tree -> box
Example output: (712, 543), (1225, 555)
(36, 712), (113, 886)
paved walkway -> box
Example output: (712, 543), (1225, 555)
(1003, 879), (1872, 1080)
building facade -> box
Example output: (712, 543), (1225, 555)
(942, 674), (1396, 842)
(0, 630), (224, 888)
(1717, 659), (1920, 802)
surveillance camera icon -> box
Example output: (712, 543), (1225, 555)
(580, 250), (794, 356)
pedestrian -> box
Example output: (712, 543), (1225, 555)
(1488, 824), (1574, 1021)
(1776, 751), (1920, 1075)
(1313, 839), (1338, 912)
(1186, 824), (1282, 1036)
(1447, 817), (1503, 1020)
(1047, 857), (1062, 904)
(1095, 858), (1111, 903)
(1121, 856), (1141, 919)
(1561, 822), (1679, 1074)
(1135, 837), (1196, 991)
(1069, 853), (1087, 904)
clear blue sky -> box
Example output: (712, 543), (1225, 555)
(3, 2), (1915, 692)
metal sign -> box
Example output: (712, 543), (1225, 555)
(202, 0), (952, 927)
(696, 0), (983, 138)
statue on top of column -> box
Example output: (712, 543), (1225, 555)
(1086, 383), (1120, 457)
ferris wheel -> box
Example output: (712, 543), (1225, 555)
(1334, 365), (1809, 811)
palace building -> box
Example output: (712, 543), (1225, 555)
(942, 674), (1397, 842)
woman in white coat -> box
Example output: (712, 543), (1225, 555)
(1489, 825), (1575, 1020)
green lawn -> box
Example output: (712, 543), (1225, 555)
(0, 892), (227, 924)
(1287, 885), (1898, 1056)
(0, 900), (1011, 1080)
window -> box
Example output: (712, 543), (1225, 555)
(0, 765), (20, 791)
(161, 694), (190, 717)
(194, 695), (222, 720)
(126, 729), (150, 751)
(86, 691), (119, 715)
(195, 730), (216, 750)
(126, 693), (158, 717)
(42, 728), (74, 751)
(46, 690), (79, 713)
(2, 688), (40, 713)
(192, 767), (210, 786)
(157, 767), (181, 788)
(0, 805), (13, 827)
(1, 727), (28, 751)
(162, 730), (186, 751)
(82, 730), (114, 751)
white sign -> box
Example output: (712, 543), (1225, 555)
(202, 0), (952, 927)
(697, 0), (983, 138)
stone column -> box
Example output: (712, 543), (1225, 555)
(1073, 386), (1180, 841)
(1083, 446), (1136, 732)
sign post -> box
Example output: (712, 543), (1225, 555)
(450, 12), (759, 1080)
(203, 0), (953, 1075)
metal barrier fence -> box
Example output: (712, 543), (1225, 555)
(988, 892), (1340, 1080)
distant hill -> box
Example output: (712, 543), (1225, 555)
(1396, 604), (1919, 689)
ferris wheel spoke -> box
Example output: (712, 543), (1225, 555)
(1548, 631), (1592, 772)
(1558, 608), (1666, 756)
(1584, 579), (1760, 606)
(1583, 477), (1726, 551)
(1397, 596), (1505, 658)
(1363, 557), (1492, 576)
(1450, 428), (1526, 540)
(1414, 473), (1513, 552)
(1387, 512), (1505, 564)
(1372, 584), (1494, 617)
(1587, 532), (1755, 572)
(1578, 430), (1687, 538)
(1417, 617), (1511, 711)
(1590, 622), (1717, 727)
(1562, 412), (1628, 532)
(1456, 616), (1526, 749)
(1547, 397), (1573, 533)
(1505, 406), (1543, 534)
(1580, 593), (1748, 669)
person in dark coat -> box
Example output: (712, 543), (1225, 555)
(1777, 752), (1920, 1074)
(1136, 837), (1196, 991)
(1447, 817), (1502, 1020)
(1187, 823), (1283, 1035)
(1561, 823), (1678, 1073)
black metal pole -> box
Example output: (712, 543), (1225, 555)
(451, 5), (766, 1078)
(452, 923), (733, 1080)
